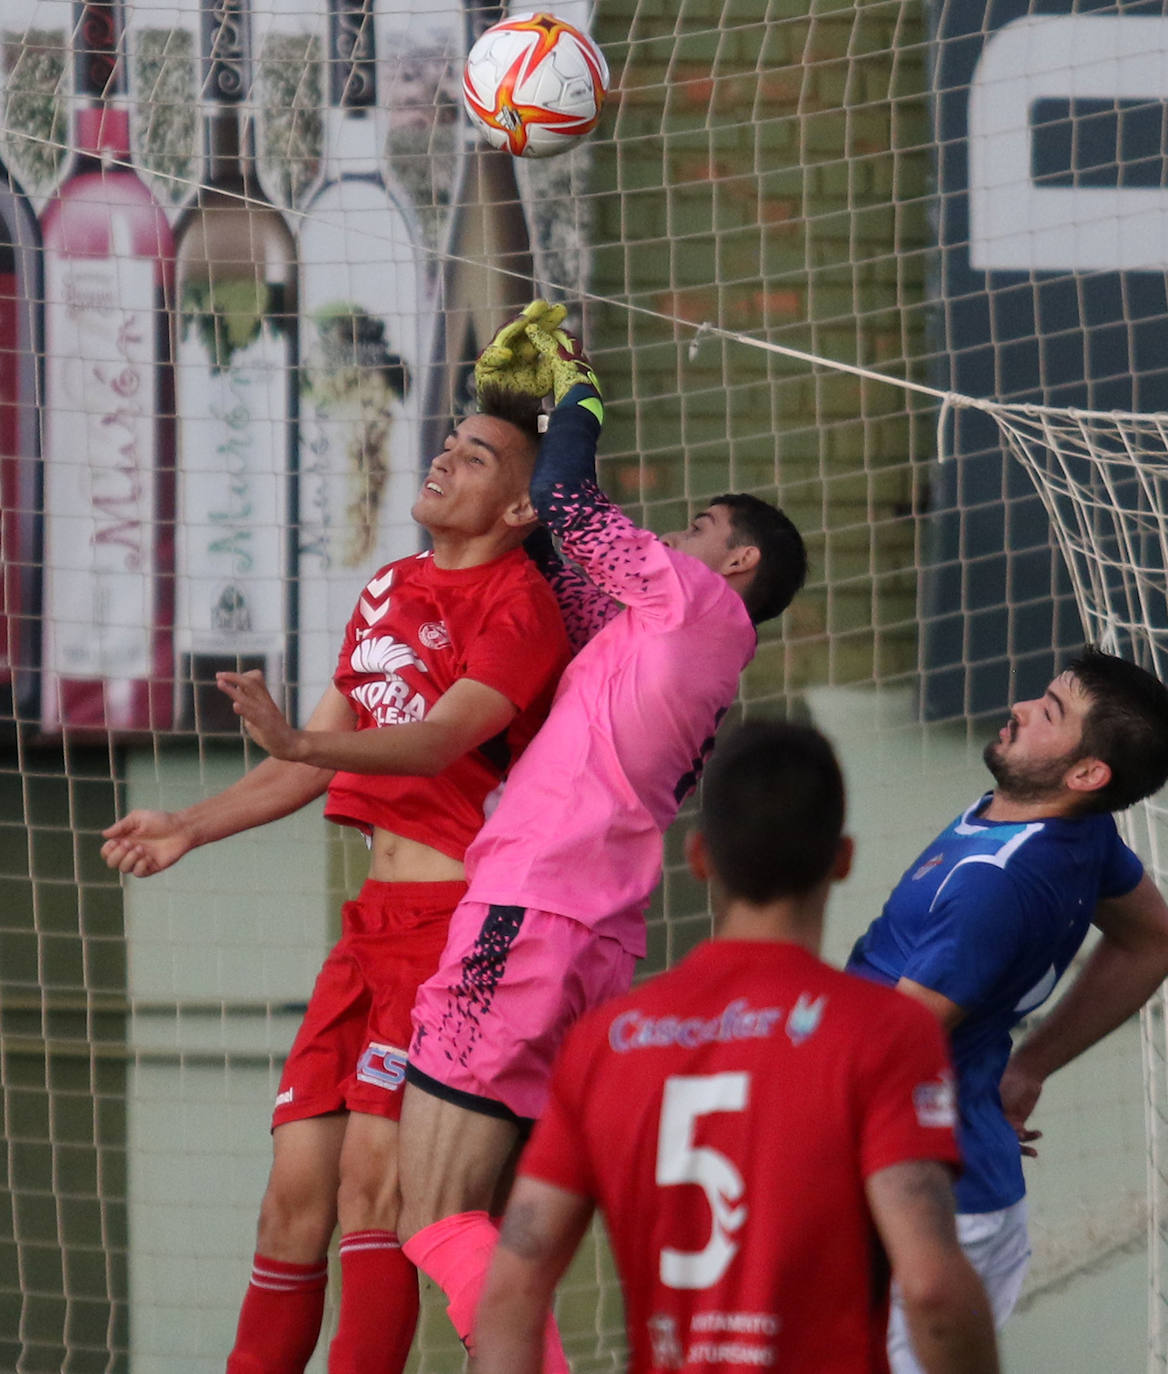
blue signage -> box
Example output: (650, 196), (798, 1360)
(921, 0), (1168, 719)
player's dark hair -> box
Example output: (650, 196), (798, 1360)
(1066, 646), (1168, 812)
(709, 494), (807, 624)
(699, 719), (845, 902)
(476, 384), (544, 450)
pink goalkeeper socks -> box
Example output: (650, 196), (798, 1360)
(403, 1211), (570, 1372)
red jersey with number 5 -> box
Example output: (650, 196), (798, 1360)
(325, 547), (569, 862)
(520, 940), (960, 1374)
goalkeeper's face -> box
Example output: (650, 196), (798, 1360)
(661, 504), (745, 574)
(413, 413), (538, 538)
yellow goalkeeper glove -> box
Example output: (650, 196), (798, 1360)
(474, 299), (567, 400)
(525, 314), (603, 412)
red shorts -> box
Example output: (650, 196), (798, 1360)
(408, 901), (636, 1123)
(272, 878), (466, 1129)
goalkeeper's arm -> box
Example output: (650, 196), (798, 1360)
(523, 526), (620, 653)
(526, 325), (687, 620)
(525, 318), (607, 526)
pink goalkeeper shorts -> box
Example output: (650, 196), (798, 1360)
(408, 901), (636, 1123)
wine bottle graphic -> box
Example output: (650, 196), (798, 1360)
(295, 0), (424, 721)
(40, 0), (176, 734)
(0, 158), (40, 718)
(174, 0), (297, 732)
(420, 0), (536, 460)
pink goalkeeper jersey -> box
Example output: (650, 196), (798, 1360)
(464, 502), (757, 957)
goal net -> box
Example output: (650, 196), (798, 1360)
(2, 0), (1167, 1369)
(959, 396), (1168, 1361)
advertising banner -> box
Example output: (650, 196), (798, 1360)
(0, 0), (595, 735)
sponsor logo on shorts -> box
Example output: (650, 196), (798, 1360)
(275, 1087), (294, 1108)
(356, 1042), (408, 1092)
(914, 1071), (957, 1129)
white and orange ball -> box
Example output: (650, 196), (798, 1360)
(462, 11), (609, 159)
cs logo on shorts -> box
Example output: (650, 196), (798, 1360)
(357, 1043), (408, 1092)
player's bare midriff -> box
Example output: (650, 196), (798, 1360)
(369, 827), (466, 884)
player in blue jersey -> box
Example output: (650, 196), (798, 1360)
(847, 646), (1168, 1372)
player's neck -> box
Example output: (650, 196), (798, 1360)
(981, 790), (1083, 823)
(427, 526), (525, 570)
(715, 899), (825, 956)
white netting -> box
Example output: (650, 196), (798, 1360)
(966, 398), (1168, 1370)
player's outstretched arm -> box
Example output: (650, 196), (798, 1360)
(525, 317), (606, 524)
(526, 320), (692, 625)
(100, 684), (353, 877)
(868, 1160), (1000, 1374)
(1001, 871), (1168, 1134)
(218, 669), (519, 777)
(470, 1177), (594, 1374)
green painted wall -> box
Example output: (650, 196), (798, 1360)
(592, 0), (932, 703)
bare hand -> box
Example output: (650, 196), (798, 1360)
(101, 809), (191, 877)
(999, 1058), (1045, 1159)
(216, 670), (301, 759)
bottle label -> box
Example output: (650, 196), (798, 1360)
(42, 252), (158, 681)
(175, 274), (290, 660)
(296, 187), (422, 717)
(299, 307), (408, 575)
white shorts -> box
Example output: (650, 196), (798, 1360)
(887, 1198), (1030, 1374)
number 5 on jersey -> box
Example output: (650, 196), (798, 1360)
(656, 1073), (749, 1289)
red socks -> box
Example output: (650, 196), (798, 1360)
(328, 1230), (419, 1374)
(403, 1211), (570, 1372)
(225, 1237), (419, 1374)
(226, 1253), (328, 1374)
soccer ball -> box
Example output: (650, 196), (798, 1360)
(462, 12), (609, 159)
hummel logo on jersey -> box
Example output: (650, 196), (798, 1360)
(912, 854), (944, 880)
(359, 568), (395, 625)
(275, 1088), (294, 1107)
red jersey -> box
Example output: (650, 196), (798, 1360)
(325, 547), (569, 862)
(520, 941), (960, 1374)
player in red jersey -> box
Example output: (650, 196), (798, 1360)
(473, 720), (999, 1374)
(100, 389), (570, 1374)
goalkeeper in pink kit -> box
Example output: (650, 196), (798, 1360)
(394, 305), (809, 1367)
